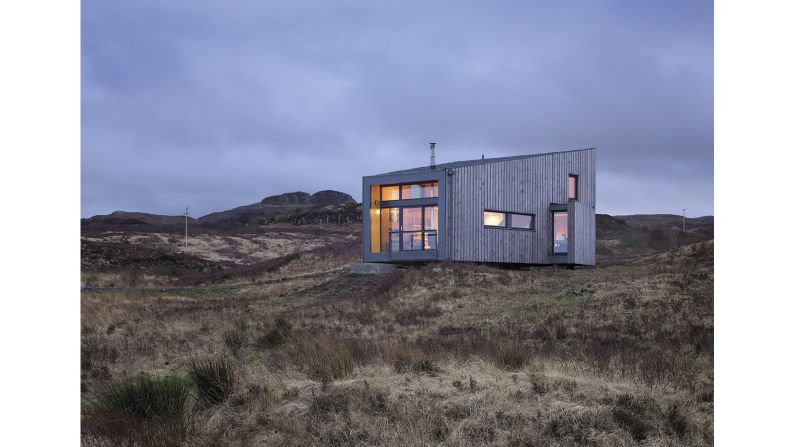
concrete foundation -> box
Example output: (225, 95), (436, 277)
(350, 262), (397, 275)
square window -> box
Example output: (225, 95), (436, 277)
(484, 211), (506, 227)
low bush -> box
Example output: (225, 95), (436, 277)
(222, 320), (249, 357)
(254, 316), (293, 350)
(83, 374), (191, 446)
(296, 336), (354, 387)
(186, 356), (236, 406)
(493, 340), (530, 371)
(388, 344), (440, 375)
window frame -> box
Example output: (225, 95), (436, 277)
(483, 209), (536, 231)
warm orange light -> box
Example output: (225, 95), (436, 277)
(484, 211), (505, 226)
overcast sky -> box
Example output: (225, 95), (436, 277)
(82, 0), (713, 218)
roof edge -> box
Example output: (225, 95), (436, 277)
(367, 147), (596, 177)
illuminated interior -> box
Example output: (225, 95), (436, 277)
(553, 212), (568, 253)
(381, 181), (438, 201)
(424, 206), (438, 249)
(381, 185), (400, 201)
(568, 175), (578, 200)
(484, 211), (506, 227)
(371, 181), (440, 253)
(369, 185), (380, 253)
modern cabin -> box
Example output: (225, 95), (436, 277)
(361, 147), (596, 266)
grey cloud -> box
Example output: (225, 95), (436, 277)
(82, 0), (713, 217)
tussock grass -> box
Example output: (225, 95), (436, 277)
(185, 356), (236, 406)
(295, 336), (353, 387)
(83, 374), (191, 446)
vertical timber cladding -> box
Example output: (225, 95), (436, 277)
(447, 149), (595, 264)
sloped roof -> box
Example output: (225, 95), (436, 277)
(373, 147), (595, 176)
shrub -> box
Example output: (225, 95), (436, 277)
(388, 344), (439, 375)
(186, 357), (236, 406)
(309, 390), (350, 421)
(373, 270), (403, 300)
(665, 404), (691, 439)
(296, 336), (354, 387)
(611, 394), (660, 442)
(90, 374), (191, 421)
(84, 374), (191, 446)
(222, 320), (249, 357)
(493, 341), (530, 371)
(254, 317), (293, 350)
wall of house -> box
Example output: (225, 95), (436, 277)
(445, 149), (596, 264)
(571, 200), (597, 265)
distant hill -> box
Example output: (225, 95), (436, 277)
(615, 214), (713, 232)
(84, 211), (197, 227)
(596, 214), (713, 260)
(83, 197), (713, 260)
(83, 190), (358, 233)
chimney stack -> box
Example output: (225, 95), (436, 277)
(430, 142), (436, 169)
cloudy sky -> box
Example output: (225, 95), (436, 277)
(82, 0), (713, 218)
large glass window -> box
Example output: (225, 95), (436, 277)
(553, 212), (568, 254)
(372, 181), (440, 253)
(424, 206), (438, 249)
(484, 211), (506, 227)
(568, 175), (578, 200)
(510, 213), (535, 230)
(381, 185), (400, 201)
(382, 208), (399, 252)
(401, 207), (423, 250)
(421, 182), (438, 198)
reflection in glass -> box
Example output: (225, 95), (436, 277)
(568, 175), (577, 200)
(381, 208), (399, 252)
(484, 211), (506, 227)
(381, 185), (400, 201)
(510, 213), (534, 229)
(553, 212), (568, 254)
(421, 182), (439, 198)
(401, 184), (421, 200)
(424, 205), (438, 250)
(401, 207), (423, 250)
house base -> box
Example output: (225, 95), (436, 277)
(350, 262), (397, 275)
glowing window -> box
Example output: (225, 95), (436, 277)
(381, 186), (399, 201)
(421, 182), (439, 198)
(484, 211), (506, 227)
(553, 212), (568, 254)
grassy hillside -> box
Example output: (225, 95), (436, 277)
(81, 241), (713, 446)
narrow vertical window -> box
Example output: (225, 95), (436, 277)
(383, 208), (399, 252)
(553, 212), (569, 254)
(369, 185), (381, 253)
(424, 206), (438, 249)
(568, 175), (578, 200)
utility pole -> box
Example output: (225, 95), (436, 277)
(184, 207), (189, 247)
(682, 208), (686, 233)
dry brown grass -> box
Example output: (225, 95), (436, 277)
(81, 241), (713, 446)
